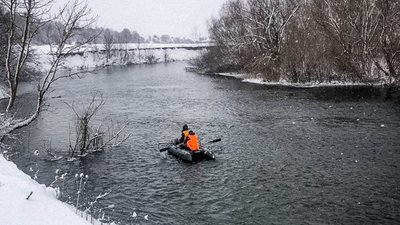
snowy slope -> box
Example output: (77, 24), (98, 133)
(32, 43), (205, 70)
(0, 155), (94, 225)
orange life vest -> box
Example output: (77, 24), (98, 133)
(182, 130), (189, 141)
(186, 133), (200, 151)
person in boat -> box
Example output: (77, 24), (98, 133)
(175, 124), (190, 145)
(181, 130), (200, 152)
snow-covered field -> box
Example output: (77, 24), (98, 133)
(0, 155), (102, 225)
(33, 43), (207, 71)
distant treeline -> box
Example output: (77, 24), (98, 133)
(33, 24), (200, 45)
(0, 4), (199, 47)
(193, 0), (400, 85)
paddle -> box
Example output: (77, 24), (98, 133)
(206, 138), (221, 144)
(159, 138), (221, 152)
(157, 140), (174, 152)
(159, 147), (170, 152)
(159, 143), (184, 152)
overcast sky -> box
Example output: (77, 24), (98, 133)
(77, 0), (227, 38)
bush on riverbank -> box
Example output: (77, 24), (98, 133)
(194, 0), (400, 86)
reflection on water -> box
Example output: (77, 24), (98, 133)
(9, 61), (400, 224)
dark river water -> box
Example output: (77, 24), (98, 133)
(9, 61), (400, 224)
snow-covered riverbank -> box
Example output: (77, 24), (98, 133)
(33, 43), (206, 70)
(215, 72), (395, 88)
(0, 155), (102, 225)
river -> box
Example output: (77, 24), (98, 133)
(9, 61), (400, 224)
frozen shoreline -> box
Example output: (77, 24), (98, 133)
(0, 155), (102, 225)
(214, 72), (394, 88)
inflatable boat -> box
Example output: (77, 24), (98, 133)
(167, 146), (215, 162)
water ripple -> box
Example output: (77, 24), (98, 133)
(11, 62), (400, 224)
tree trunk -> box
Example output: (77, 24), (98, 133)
(5, 82), (16, 112)
(382, 38), (397, 85)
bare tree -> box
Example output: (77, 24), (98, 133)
(311, 0), (400, 83)
(163, 49), (171, 63)
(136, 37), (142, 62)
(0, 6), (7, 79)
(243, 0), (299, 79)
(205, 0), (299, 79)
(67, 92), (131, 158)
(206, 0), (247, 70)
(144, 49), (159, 64)
(0, 0), (51, 112)
(375, 0), (400, 84)
(68, 92), (105, 157)
(119, 28), (132, 63)
(103, 28), (114, 63)
(0, 0), (97, 137)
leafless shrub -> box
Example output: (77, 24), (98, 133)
(144, 49), (159, 64)
(67, 92), (131, 158)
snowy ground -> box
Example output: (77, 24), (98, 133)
(214, 72), (390, 88)
(0, 87), (9, 99)
(0, 155), (105, 225)
(242, 78), (379, 87)
(32, 43), (206, 71)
